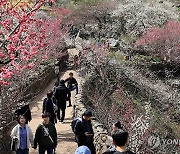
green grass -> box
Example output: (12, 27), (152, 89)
(109, 52), (116, 58)
(121, 34), (137, 44)
(133, 98), (144, 109)
(113, 52), (127, 62)
(177, 7), (180, 12)
(134, 53), (163, 63)
(134, 54), (151, 61)
(151, 57), (162, 63)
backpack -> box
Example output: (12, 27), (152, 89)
(71, 117), (82, 133)
(55, 66), (59, 75)
(43, 98), (57, 113)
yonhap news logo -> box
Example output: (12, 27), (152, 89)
(148, 135), (180, 149)
(148, 135), (161, 149)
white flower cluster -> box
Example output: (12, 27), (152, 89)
(112, 0), (179, 36)
(129, 102), (152, 153)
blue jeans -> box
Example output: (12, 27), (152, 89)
(16, 149), (29, 154)
(71, 85), (78, 94)
(68, 85), (79, 106)
(39, 146), (54, 154)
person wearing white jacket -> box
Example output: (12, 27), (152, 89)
(11, 115), (34, 154)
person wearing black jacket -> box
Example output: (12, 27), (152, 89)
(54, 80), (70, 123)
(43, 90), (56, 125)
(34, 113), (57, 154)
(15, 104), (32, 124)
(103, 129), (135, 154)
(65, 72), (78, 107)
(74, 110), (96, 154)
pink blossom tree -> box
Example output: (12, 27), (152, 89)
(135, 20), (180, 63)
(0, 2), (70, 141)
(0, 0), (69, 86)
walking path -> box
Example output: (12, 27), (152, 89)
(29, 49), (80, 154)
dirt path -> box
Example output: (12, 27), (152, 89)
(29, 49), (80, 154)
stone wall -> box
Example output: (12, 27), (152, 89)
(73, 81), (109, 154)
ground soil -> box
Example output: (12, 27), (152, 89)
(29, 49), (80, 154)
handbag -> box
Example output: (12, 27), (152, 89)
(53, 103), (58, 112)
(10, 138), (18, 151)
(52, 98), (58, 112)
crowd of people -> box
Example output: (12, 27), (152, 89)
(11, 71), (135, 154)
(45, 72), (78, 124)
(11, 111), (135, 154)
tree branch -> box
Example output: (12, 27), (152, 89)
(0, 1), (44, 48)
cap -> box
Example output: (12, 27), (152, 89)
(75, 146), (91, 154)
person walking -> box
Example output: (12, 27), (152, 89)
(10, 115), (34, 154)
(34, 113), (57, 154)
(65, 72), (78, 107)
(73, 110), (96, 154)
(54, 80), (70, 123)
(74, 55), (79, 70)
(54, 62), (60, 82)
(43, 90), (57, 125)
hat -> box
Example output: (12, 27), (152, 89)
(75, 146), (91, 154)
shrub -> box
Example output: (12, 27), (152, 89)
(135, 20), (180, 63)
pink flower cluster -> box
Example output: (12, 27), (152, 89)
(0, 1), (69, 85)
(135, 20), (180, 62)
